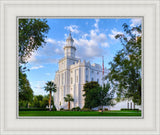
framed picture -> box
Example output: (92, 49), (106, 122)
(0, 0), (159, 134)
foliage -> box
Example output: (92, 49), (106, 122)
(83, 81), (101, 109)
(83, 81), (114, 109)
(108, 23), (142, 105)
(32, 96), (40, 107)
(44, 81), (57, 93)
(19, 94), (57, 111)
(104, 108), (108, 111)
(81, 108), (92, 112)
(32, 95), (45, 108)
(40, 95), (50, 108)
(18, 19), (50, 109)
(60, 108), (64, 111)
(19, 108), (49, 111)
(44, 81), (57, 111)
(100, 83), (115, 108)
(19, 19), (50, 64)
(71, 107), (81, 111)
(19, 67), (33, 107)
(121, 108), (139, 111)
(64, 94), (74, 110)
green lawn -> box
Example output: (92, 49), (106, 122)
(19, 110), (141, 117)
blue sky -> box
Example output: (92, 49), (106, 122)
(25, 18), (142, 96)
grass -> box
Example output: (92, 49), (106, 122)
(19, 110), (141, 117)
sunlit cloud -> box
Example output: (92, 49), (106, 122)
(64, 25), (79, 34)
(130, 18), (142, 27)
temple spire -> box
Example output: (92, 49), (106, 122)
(64, 31), (76, 58)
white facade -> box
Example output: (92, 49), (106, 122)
(92, 99), (141, 111)
(54, 33), (107, 110)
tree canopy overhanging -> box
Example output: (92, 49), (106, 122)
(19, 19), (50, 64)
(107, 23), (142, 105)
(19, 19), (50, 106)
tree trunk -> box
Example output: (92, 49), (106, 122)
(68, 101), (70, 110)
(49, 91), (52, 111)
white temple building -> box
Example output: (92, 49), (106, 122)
(54, 33), (107, 110)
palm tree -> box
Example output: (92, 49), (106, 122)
(44, 81), (57, 111)
(64, 94), (74, 110)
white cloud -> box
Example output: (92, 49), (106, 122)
(73, 20), (109, 59)
(28, 38), (64, 65)
(64, 25), (79, 34)
(33, 81), (47, 95)
(109, 29), (123, 40)
(94, 19), (99, 29)
(28, 19), (109, 65)
(94, 19), (100, 32)
(28, 51), (38, 63)
(130, 18), (142, 27)
(101, 42), (109, 47)
(30, 65), (44, 70)
(45, 38), (56, 44)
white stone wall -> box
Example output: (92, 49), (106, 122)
(92, 99), (142, 111)
(54, 33), (108, 110)
(54, 59), (108, 110)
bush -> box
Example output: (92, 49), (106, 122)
(121, 108), (139, 111)
(60, 108), (64, 111)
(52, 105), (57, 111)
(19, 108), (49, 111)
(81, 108), (91, 112)
(71, 107), (81, 111)
(104, 108), (108, 111)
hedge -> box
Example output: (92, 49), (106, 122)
(120, 108), (139, 111)
(19, 108), (52, 111)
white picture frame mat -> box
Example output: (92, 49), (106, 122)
(0, 0), (159, 134)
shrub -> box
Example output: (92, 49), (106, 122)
(81, 108), (91, 112)
(104, 108), (108, 111)
(71, 107), (81, 111)
(60, 108), (64, 111)
(121, 108), (139, 111)
(19, 108), (49, 111)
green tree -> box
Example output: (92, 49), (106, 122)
(83, 81), (101, 109)
(40, 95), (56, 110)
(99, 83), (114, 112)
(32, 95), (43, 108)
(19, 67), (33, 108)
(44, 81), (57, 111)
(40, 95), (49, 108)
(83, 81), (114, 110)
(64, 94), (74, 110)
(32, 96), (39, 107)
(19, 19), (50, 64)
(108, 23), (142, 105)
(18, 19), (50, 109)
